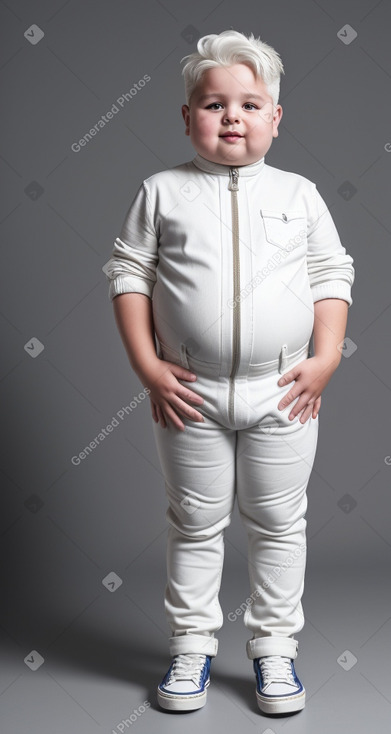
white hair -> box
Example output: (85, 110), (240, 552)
(180, 29), (285, 107)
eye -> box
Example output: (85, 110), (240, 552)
(205, 102), (258, 111)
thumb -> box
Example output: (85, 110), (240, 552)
(278, 368), (296, 385)
(169, 362), (197, 381)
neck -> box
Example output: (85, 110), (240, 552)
(192, 152), (266, 177)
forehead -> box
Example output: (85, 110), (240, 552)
(193, 64), (270, 100)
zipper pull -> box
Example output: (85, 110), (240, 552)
(228, 167), (239, 191)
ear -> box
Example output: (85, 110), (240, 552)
(272, 104), (283, 138)
(182, 104), (190, 135)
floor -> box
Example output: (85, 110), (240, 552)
(1, 553), (390, 733)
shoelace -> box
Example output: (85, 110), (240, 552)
(167, 654), (207, 686)
(259, 655), (296, 686)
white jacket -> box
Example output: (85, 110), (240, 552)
(106, 153), (355, 371)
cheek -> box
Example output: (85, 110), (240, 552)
(251, 115), (272, 134)
(193, 115), (216, 139)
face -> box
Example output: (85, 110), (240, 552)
(182, 63), (283, 166)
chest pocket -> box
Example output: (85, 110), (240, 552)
(260, 209), (307, 250)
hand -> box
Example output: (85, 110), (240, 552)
(141, 358), (204, 431)
(277, 355), (340, 424)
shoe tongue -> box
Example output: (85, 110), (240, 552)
(262, 657), (292, 678)
(179, 653), (205, 665)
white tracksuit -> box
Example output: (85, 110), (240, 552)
(106, 152), (354, 661)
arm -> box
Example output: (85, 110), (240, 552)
(106, 181), (204, 430)
(312, 297), (348, 367)
(112, 292), (160, 381)
(277, 184), (355, 423)
(112, 292), (205, 430)
(277, 297), (350, 423)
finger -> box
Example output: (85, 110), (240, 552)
(155, 399), (184, 430)
(312, 396), (321, 418)
(288, 395), (307, 420)
(277, 370), (296, 386)
(156, 404), (167, 429)
(172, 397), (205, 422)
(299, 405), (313, 424)
(150, 400), (158, 422)
(161, 403), (186, 431)
(279, 390), (298, 411)
(293, 397), (316, 422)
(170, 363), (198, 382)
(178, 385), (204, 404)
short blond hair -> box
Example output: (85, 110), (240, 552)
(180, 29), (284, 107)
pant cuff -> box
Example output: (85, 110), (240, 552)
(169, 633), (218, 657)
(246, 636), (298, 660)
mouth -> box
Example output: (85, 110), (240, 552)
(220, 132), (243, 142)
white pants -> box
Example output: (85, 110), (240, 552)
(151, 339), (319, 661)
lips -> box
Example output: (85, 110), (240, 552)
(220, 132), (242, 137)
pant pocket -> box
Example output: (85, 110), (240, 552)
(180, 343), (190, 369)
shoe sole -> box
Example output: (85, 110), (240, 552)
(256, 687), (305, 715)
(157, 680), (209, 711)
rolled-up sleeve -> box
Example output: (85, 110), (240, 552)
(106, 181), (158, 301)
(306, 185), (355, 307)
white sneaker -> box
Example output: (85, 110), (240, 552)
(157, 653), (212, 711)
(253, 654), (305, 714)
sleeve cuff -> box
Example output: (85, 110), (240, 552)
(108, 274), (154, 301)
(311, 281), (353, 307)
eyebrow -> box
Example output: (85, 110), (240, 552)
(197, 93), (266, 101)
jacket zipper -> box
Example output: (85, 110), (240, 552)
(228, 166), (240, 424)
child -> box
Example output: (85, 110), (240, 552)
(106, 29), (354, 715)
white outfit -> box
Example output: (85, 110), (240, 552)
(106, 152), (354, 661)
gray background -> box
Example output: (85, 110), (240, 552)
(1, 0), (390, 731)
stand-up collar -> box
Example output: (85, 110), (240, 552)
(192, 152), (265, 177)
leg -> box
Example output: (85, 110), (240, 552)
(151, 412), (236, 657)
(236, 409), (319, 660)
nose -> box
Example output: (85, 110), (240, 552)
(224, 106), (241, 124)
